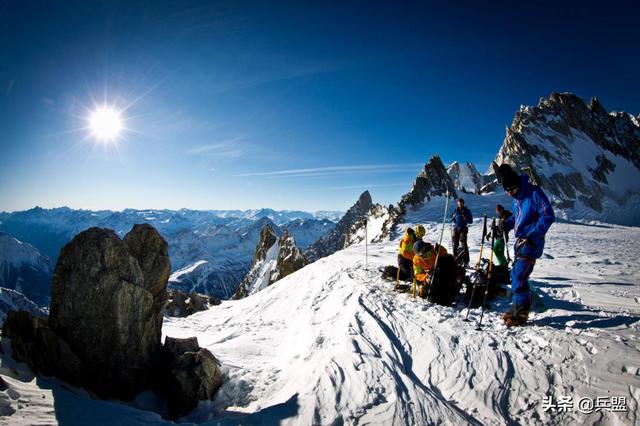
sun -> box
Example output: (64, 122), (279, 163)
(88, 106), (123, 142)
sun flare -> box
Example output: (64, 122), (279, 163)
(89, 106), (123, 142)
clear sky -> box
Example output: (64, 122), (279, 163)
(1, 0), (639, 212)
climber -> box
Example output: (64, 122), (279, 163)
(498, 164), (555, 327)
(451, 198), (473, 267)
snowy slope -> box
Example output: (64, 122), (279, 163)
(2, 194), (640, 424)
(0, 233), (52, 306)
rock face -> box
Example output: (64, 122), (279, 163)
(166, 288), (220, 317)
(2, 224), (223, 418)
(374, 156), (458, 242)
(447, 161), (485, 194)
(400, 156), (458, 207)
(305, 191), (374, 262)
(46, 225), (170, 398)
(271, 231), (308, 283)
(493, 92), (640, 225)
(234, 226), (308, 299)
(163, 336), (223, 418)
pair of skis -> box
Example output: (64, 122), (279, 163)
(463, 213), (497, 330)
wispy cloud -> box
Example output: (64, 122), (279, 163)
(236, 163), (423, 179)
(186, 137), (246, 158)
(311, 183), (409, 191)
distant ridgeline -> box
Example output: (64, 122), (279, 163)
(1, 92), (638, 306)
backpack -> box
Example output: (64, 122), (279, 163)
(464, 260), (509, 307)
(381, 265), (412, 281)
(426, 254), (461, 306)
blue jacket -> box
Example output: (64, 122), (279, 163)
(451, 206), (473, 230)
(503, 175), (555, 259)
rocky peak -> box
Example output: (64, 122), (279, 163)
(271, 231), (308, 283)
(400, 155), (457, 207)
(252, 223), (278, 266)
(494, 92), (640, 225)
(234, 226), (307, 299)
(304, 191), (373, 262)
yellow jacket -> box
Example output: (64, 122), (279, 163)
(399, 231), (415, 260)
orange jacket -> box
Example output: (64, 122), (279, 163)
(413, 245), (448, 282)
(399, 231), (415, 260)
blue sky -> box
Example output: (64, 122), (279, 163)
(1, 0), (639, 212)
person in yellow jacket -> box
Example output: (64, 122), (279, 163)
(397, 225), (425, 280)
(413, 240), (447, 297)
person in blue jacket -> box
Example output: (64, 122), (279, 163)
(451, 198), (473, 267)
(498, 163), (555, 327)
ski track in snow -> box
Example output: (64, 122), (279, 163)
(2, 204), (640, 424)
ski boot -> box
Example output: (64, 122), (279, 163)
(502, 305), (529, 327)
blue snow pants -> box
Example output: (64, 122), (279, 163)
(510, 256), (535, 309)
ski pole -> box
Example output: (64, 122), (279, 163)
(426, 190), (450, 301)
(463, 213), (488, 322)
(412, 277), (417, 299)
(476, 217), (496, 330)
(365, 218), (368, 271)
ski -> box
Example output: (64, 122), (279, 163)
(463, 213), (488, 322)
(476, 217), (496, 330)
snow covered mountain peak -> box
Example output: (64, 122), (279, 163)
(234, 225), (307, 299)
(494, 92), (640, 225)
(447, 161), (485, 194)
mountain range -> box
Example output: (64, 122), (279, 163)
(1, 92), (638, 306)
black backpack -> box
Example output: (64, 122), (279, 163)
(427, 254), (461, 306)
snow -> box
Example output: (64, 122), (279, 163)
(168, 260), (209, 283)
(1, 194), (639, 424)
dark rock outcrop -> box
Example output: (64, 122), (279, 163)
(305, 191), (373, 262)
(46, 225), (170, 399)
(2, 224), (223, 419)
(163, 336), (223, 418)
(166, 288), (219, 317)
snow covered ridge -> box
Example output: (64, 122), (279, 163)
(494, 92), (640, 226)
(0, 233), (52, 306)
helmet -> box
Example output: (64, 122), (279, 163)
(413, 240), (427, 256)
(415, 225), (425, 238)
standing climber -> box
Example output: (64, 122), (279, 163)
(498, 164), (555, 327)
(451, 198), (473, 267)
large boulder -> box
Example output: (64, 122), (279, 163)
(163, 336), (223, 418)
(2, 224), (223, 418)
(46, 225), (170, 399)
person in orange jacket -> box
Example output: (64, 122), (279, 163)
(413, 240), (447, 297)
(398, 225), (425, 280)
